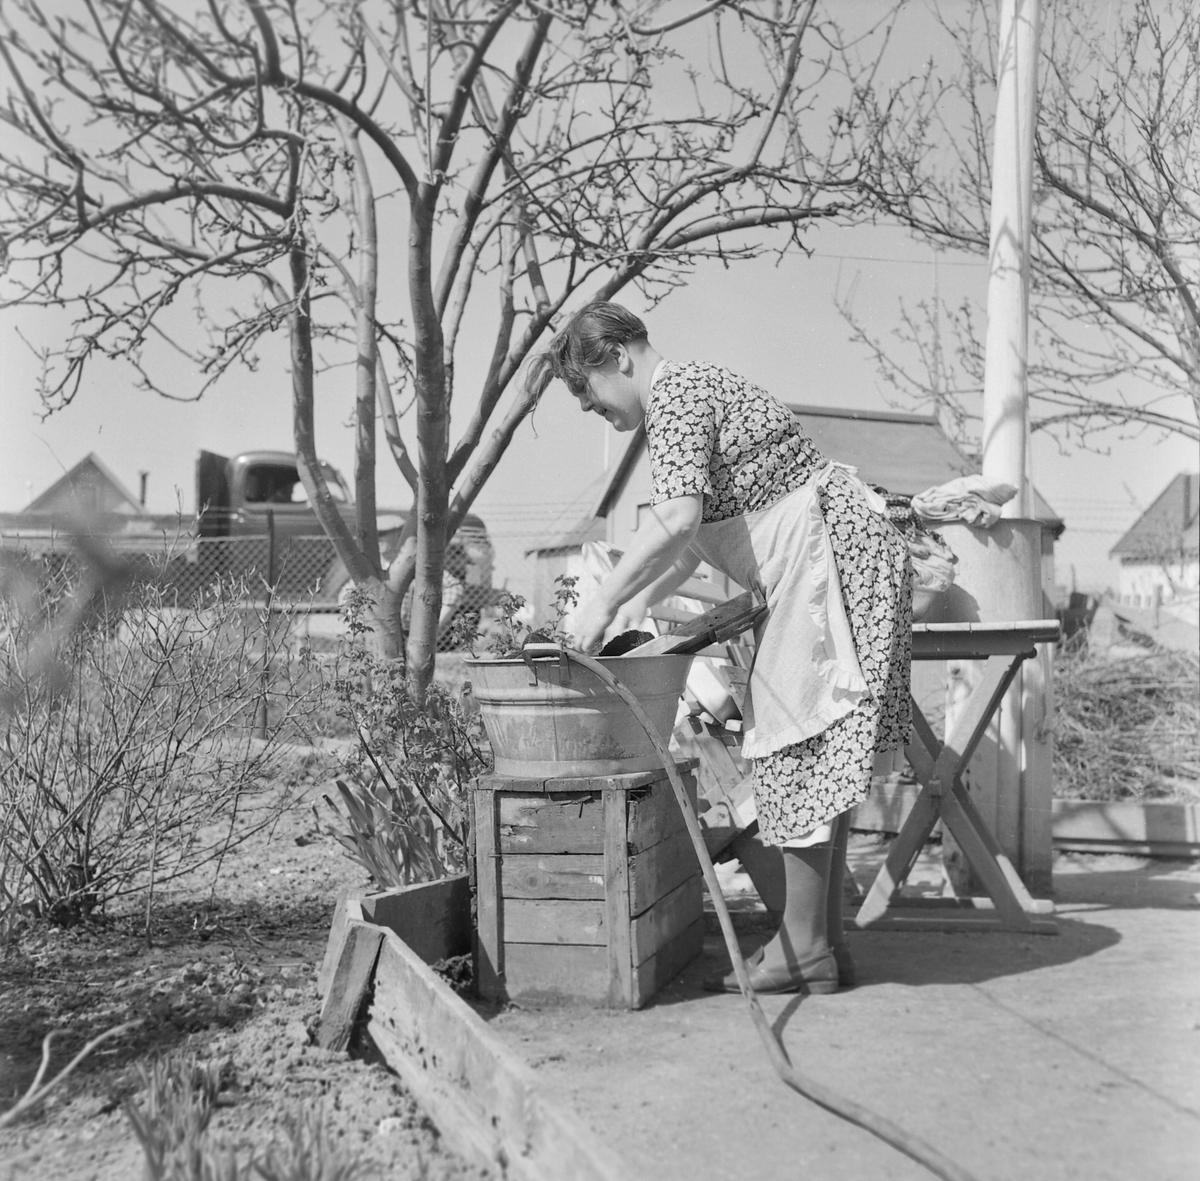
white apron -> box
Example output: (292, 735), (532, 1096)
(689, 466), (876, 759)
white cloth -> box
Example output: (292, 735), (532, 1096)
(689, 468), (868, 759)
(911, 475), (1017, 528)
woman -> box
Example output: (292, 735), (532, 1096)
(526, 302), (912, 995)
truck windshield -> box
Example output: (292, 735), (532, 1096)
(244, 462), (350, 504)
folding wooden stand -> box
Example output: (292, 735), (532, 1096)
(854, 620), (1062, 935)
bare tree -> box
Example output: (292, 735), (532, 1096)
(1, 0), (914, 694)
(846, 0), (1199, 449)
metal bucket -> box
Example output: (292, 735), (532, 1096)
(463, 650), (694, 777)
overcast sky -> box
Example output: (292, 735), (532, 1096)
(2, 1), (1193, 596)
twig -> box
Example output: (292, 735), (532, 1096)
(0, 1020), (140, 1129)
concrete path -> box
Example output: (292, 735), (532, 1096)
(487, 843), (1200, 1181)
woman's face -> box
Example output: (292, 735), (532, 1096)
(571, 355), (645, 432)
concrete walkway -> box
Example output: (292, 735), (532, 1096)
(487, 842), (1200, 1181)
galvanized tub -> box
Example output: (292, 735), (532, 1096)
(463, 649), (693, 778)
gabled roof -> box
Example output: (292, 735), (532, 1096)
(788, 404), (973, 497)
(1110, 472), (1200, 561)
(589, 404), (1062, 527)
(525, 513), (606, 557)
(24, 452), (142, 516)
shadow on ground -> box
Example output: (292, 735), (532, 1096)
(0, 896), (335, 1112)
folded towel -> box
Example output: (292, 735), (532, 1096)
(911, 476), (1017, 528)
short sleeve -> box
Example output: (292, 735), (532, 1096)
(645, 368), (719, 505)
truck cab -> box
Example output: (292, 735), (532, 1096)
(196, 450), (494, 630)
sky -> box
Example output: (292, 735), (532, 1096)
(2, 1), (1195, 599)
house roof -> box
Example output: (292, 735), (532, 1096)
(1110, 472), (1200, 561)
(589, 404), (1062, 526)
(525, 513), (606, 557)
(24, 452), (142, 515)
(787, 404), (974, 497)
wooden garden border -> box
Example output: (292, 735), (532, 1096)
(853, 783), (1200, 859)
(316, 876), (631, 1181)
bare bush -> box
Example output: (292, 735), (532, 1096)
(0, 554), (321, 938)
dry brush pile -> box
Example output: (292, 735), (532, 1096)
(1052, 642), (1200, 802)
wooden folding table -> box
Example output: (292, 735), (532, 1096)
(854, 619), (1062, 935)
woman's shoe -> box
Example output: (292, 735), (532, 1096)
(702, 950), (839, 995)
(831, 941), (857, 989)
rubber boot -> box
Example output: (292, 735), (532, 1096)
(763, 843), (834, 972)
(704, 842), (837, 993)
(827, 811), (857, 988)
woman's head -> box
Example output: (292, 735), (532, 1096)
(525, 302), (648, 402)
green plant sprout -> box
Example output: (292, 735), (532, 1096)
(455, 575), (580, 659)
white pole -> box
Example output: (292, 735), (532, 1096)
(981, 0), (1040, 519)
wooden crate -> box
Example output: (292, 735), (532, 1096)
(472, 762), (705, 1008)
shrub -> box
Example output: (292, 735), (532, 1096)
(0, 553), (321, 939)
(316, 589), (490, 889)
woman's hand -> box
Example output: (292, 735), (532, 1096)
(571, 591), (618, 654)
(569, 494), (702, 653)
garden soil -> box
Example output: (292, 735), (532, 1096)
(0, 743), (489, 1181)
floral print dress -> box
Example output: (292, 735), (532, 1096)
(646, 361), (913, 842)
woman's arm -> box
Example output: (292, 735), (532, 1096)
(572, 494), (702, 651)
(619, 547), (703, 629)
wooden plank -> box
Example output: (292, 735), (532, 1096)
(317, 921), (385, 1051)
(630, 875), (703, 965)
(359, 875), (472, 965)
(498, 792), (605, 854)
(473, 787), (503, 1000)
(1020, 645), (1055, 896)
(501, 943), (611, 1004)
(627, 589), (767, 657)
(480, 761), (698, 796)
(854, 786), (1200, 859)
(604, 787), (634, 1006)
(316, 892), (364, 1000)
(626, 776), (694, 854)
(847, 909), (1058, 935)
(365, 931), (631, 1180)
(503, 899), (607, 945)
(673, 715), (746, 795)
(1052, 799), (1200, 848)
(631, 918), (706, 1009)
(855, 785), (942, 927)
(939, 784), (1043, 932)
(501, 854), (606, 900)
(628, 828), (699, 916)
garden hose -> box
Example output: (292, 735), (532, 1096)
(557, 648), (981, 1181)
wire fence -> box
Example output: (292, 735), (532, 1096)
(0, 525), (513, 653)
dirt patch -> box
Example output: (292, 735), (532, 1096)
(0, 747), (491, 1181)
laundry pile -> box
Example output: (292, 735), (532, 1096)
(911, 474), (1018, 529)
(885, 475), (1018, 617)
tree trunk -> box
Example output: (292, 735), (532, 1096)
(406, 195), (451, 701)
(288, 241), (403, 660)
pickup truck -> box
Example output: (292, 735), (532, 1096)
(195, 450), (495, 622)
